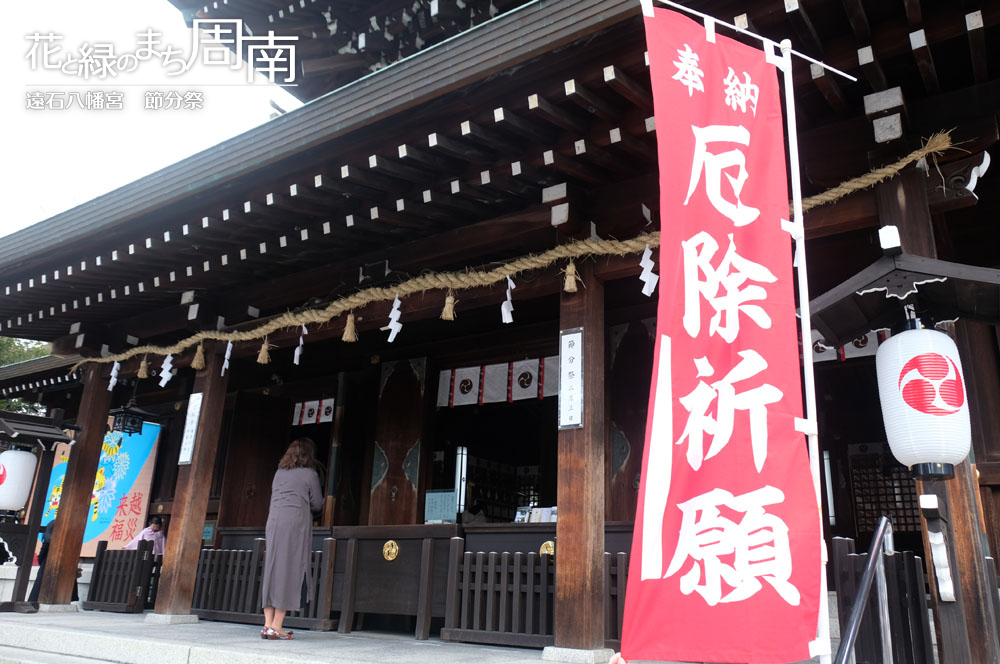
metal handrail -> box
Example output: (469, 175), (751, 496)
(834, 515), (895, 664)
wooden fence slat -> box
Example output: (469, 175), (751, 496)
(251, 539), (265, 614)
(616, 552), (627, 641)
(89, 541), (108, 602)
(539, 553), (550, 636)
(908, 555), (934, 664)
(473, 552), (486, 631)
(338, 538), (358, 634)
(603, 553), (612, 641)
(485, 552), (497, 632)
(882, 552), (911, 664)
(499, 552), (510, 633)
(460, 551), (473, 630)
(416, 538), (435, 639)
(444, 537), (464, 629)
(525, 552), (536, 635)
(512, 553), (522, 634)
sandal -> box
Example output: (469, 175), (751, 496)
(266, 628), (293, 640)
(260, 627), (270, 640)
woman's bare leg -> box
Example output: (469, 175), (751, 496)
(272, 608), (288, 635)
(263, 606), (275, 630)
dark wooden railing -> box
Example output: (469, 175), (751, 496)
(441, 536), (630, 649)
(832, 534), (934, 664)
(83, 540), (155, 613)
(190, 537), (337, 631)
(441, 539), (555, 647)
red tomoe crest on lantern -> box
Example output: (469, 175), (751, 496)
(898, 353), (965, 415)
(0, 463), (6, 486)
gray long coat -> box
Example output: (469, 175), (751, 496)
(261, 467), (323, 611)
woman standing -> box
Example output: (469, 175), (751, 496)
(261, 437), (323, 640)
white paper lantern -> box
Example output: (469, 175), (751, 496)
(0, 449), (38, 511)
(875, 328), (971, 475)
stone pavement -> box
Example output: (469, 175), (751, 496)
(0, 604), (843, 664)
(0, 609), (549, 664)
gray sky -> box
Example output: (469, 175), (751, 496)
(1, 1), (303, 239)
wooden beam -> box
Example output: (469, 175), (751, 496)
(602, 65), (652, 110)
(38, 365), (112, 604)
(857, 45), (887, 92)
(154, 343), (230, 616)
(369, 153), (430, 183)
(784, 0), (823, 56)
(840, 0), (871, 42)
(493, 107), (554, 144)
(459, 120), (513, 152)
(426, 132), (494, 162)
(903, 0), (922, 26)
(811, 63), (846, 114)
(543, 149), (607, 185)
(527, 93), (589, 134)
(967, 11), (988, 84)
(910, 29), (940, 94)
(554, 262), (605, 650)
(397, 143), (458, 172)
(564, 79), (620, 121)
(607, 127), (656, 161)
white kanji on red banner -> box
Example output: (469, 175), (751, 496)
(684, 124), (760, 226)
(682, 231), (776, 342)
(665, 485), (799, 606)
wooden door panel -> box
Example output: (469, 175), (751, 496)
(217, 393), (292, 529)
(369, 359), (426, 525)
(607, 320), (654, 522)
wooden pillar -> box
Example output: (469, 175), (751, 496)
(12, 446), (56, 603)
(39, 365), (111, 604)
(875, 169), (1000, 661)
(322, 373), (347, 526)
(154, 343), (229, 616)
(554, 262), (605, 650)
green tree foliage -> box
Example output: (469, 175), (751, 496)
(0, 338), (50, 414)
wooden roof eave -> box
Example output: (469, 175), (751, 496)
(0, 0), (639, 277)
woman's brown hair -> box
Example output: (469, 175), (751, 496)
(278, 437), (318, 470)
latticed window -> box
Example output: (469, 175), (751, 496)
(849, 443), (921, 533)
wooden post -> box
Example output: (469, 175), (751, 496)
(322, 372), (347, 526)
(39, 365), (112, 604)
(553, 262), (605, 651)
(154, 343), (230, 616)
(12, 445), (56, 603)
(876, 169), (1000, 661)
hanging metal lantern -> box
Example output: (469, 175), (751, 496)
(875, 326), (971, 478)
(0, 449), (38, 511)
(111, 407), (144, 435)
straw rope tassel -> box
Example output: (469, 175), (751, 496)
(441, 291), (457, 320)
(191, 342), (206, 371)
(137, 355), (149, 379)
(563, 261), (578, 293)
(257, 338), (271, 364)
(342, 312), (358, 342)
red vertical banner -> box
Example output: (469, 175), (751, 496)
(622, 8), (820, 664)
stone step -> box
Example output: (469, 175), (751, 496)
(0, 644), (111, 664)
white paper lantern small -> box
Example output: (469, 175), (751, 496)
(875, 327), (971, 477)
(0, 449), (38, 511)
